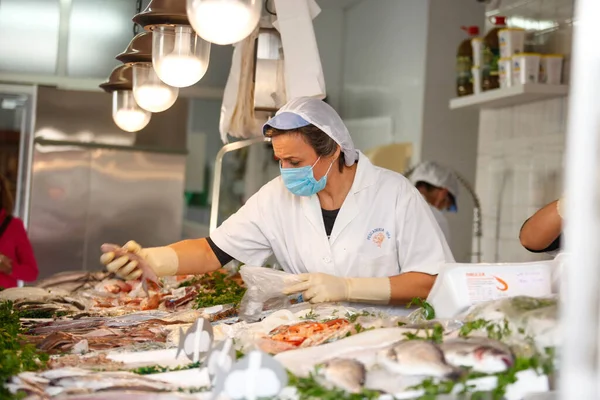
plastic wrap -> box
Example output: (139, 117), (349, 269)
(238, 266), (303, 322)
(463, 295), (559, 352)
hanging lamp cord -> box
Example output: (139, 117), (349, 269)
(133, 0), (143, 37)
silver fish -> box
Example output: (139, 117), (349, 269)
(317, 358), (366, 394)
(100, 243), (161, 295)
(51, 373), (174, 392)
(377, 340), (461, 379)
(440, 337), (514, 373)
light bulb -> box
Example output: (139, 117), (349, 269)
(186, 0), (261, 45)
(152, 25), (211, 88)
(112, 90), (151, 132)
(132, 63), (179, 112)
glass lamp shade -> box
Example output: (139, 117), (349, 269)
(112, 90), (151, 132)
(132, 62), (179, 112)
(152, 25), (211, 87)
(186, 0), (261, 45)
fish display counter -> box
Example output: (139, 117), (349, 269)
(0, 262), (560, 400)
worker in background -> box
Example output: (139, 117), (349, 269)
(519, 199), (563, 256)
(100, 97), (454, 307)
(0, 174), (39, 289)
(409, 162), (459, 245)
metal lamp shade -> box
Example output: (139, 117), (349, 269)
(132, 0), (190, 29)
(99, 64), (134, 93)
(116, 32), (153, 64)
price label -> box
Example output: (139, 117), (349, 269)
(176, 317), (214, 363)
(212, 351), (288, 400)
(207, 337), (236, 382)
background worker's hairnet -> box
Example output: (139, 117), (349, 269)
(410, 161), (460, 211)
(262, 97), (358, 166)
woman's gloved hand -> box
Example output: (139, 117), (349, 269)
(99, 240), (178, 280)
(282, 272), (391, 305)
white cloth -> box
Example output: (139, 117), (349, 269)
(272, 0), (326, 100)
(211, 152), (454, 278)
(269, 97), (358, 166)
(428, 205), (451, 245)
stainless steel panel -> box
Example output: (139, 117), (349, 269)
(28, 147), (91, 277)
(35, 86), (188, 152)
(83, 149), (185, 272)
(29, 144), (185, 279)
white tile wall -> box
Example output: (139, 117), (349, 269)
(475, 0), (574, 262)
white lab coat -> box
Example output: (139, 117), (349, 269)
(428, 205), (451, 246)
(211, 152), (454, 278)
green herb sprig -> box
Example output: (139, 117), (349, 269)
(345, 310), (371, 323)
(409, 348), (556, 399)
(299, 309), (319, 320)
(402, 324), (444, 344)
(407, 297), (436, 320)
(131, 361), (202, 375)
(193, 271), (247, 309)
(459, 318), (512, 341)
(0, 301), (49, 398)
(288, 369), (380, 400)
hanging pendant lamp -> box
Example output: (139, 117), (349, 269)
(100, 65), (152, 133)
(117, 31), (179, 113)
(132, 0), (211, 88)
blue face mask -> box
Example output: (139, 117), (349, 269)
(280, 157), (336, 197)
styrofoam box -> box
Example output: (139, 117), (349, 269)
(427, 259), (556, 319)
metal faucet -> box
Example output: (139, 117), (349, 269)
(209, 137), (272, 234)
(403, 164), (482, 263)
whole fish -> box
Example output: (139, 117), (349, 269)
(377, 340), (461, 379)
(100, 243), (161, 295)
(51, 373), (175, 392)
(317, 358), (366, 394)
(440, 337), (514, 373)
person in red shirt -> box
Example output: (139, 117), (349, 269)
(0, 174), (38, 288)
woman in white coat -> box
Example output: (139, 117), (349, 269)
(100, 97), (454, 306)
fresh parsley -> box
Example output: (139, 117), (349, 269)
(131, 361), (202, 375)
(300, 309), (319, 320)
(193, 271), (247, 309)
(0, 301), (49, 398)
(402, 324), (444, 344)
(459, 319), (512, 341)
(345, 310), (371, 323)
(288, 369), (380, 400)
(409, 348), (556, 399)
(407, 297), (436, 320)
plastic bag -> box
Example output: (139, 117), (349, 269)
(238, 266), (303, 322)
(463, 295), (559, 352)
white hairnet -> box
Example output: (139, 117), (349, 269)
(263, 97), (358, 166)
(410, 161), (460, 209)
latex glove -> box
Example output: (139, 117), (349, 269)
(99, 240), (178, 280)
(282, 272), (391, 305)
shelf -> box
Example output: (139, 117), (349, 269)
(449, 83), (569, 110)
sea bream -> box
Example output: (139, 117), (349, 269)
(317, 358), (366, 394)
(440, 337), (515, 373)
(377, 340), (461, 379)
(100, 244), (161, 295)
